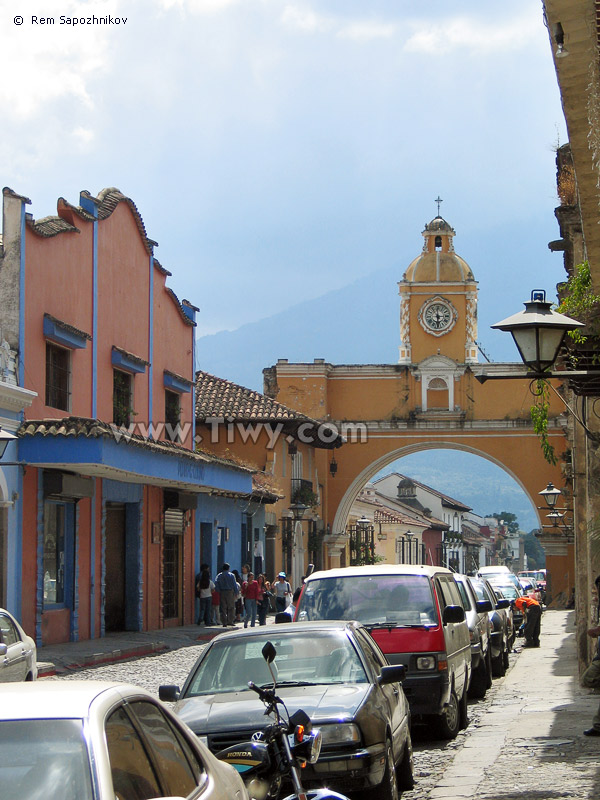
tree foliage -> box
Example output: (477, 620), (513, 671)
(486, 511), (520, 535)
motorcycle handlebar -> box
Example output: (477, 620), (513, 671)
(248, 681), (282, 705)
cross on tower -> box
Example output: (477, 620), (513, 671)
(435, 196), (443, 216)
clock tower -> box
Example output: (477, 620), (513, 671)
(398, 212), (478, 367)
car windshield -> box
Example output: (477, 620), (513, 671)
(490, 582), (520, 600)
(0, 719), (93, 800)
(297, 574), (438, 626)
(185, 630), (368, 696)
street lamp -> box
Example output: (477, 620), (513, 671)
(405, 530), (413, 565)
(490, 290), (584, 374)
(289, 502), (308, 522)
(0, 427), (16, 460)
(539, 482), (562, 509)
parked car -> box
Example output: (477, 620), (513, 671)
(470, 577), (512, 676)
(518, 578), (543, 604)
(0, 681), (248, 800)
(518, 569), (547, 600)
(454, 575), (493, 698)
(0, 608), (37, 682)
(293, 565), (471, 739)
(477, 566), (523, 594)
(488, 580), (525, 632)
(160, 620), (414, 799)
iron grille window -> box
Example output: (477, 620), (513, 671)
(45, 343), (70, 411)
(163, 509), (184, 620)
(113, 370), (133, 427)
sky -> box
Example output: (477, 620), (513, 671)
(2, 0), (566, 344)
(2, 0), (568, 525)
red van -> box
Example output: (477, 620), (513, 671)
(295, 564), (471, 739)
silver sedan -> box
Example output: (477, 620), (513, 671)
(0, 607), (37, 682)
(0, 681), (248, 800)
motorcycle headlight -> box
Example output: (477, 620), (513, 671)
(319, 723), (361, 746)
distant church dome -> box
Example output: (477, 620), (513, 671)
(403, 216), (474, 283)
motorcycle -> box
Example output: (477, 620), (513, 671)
(216, 640), (350, 800)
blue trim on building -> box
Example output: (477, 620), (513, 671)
(79, 194), (99, 419)
(90, 491), (96, 639)
(35, 476), (44, 645)
(18, 203), (26, 388)
(164, 371), (192, 394)
(43, 316), (89, 350)
(19, 435), (252, 495)
(111, 348), (147, 375)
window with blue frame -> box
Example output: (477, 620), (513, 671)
(43, 501), (74, 608)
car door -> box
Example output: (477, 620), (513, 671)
(0, 613), (27, 682)
(435, 576), (470, 699)
(355, 629), (405, 753)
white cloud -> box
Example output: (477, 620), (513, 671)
(280, 4), (333, 34)
(72, 127), (95, 148)
(404, 12), (542, 56)
(337, 21), (397, 42)
(0, 0), (119, 119)
(159, 0), (242, 13)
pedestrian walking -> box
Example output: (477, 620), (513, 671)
(513, 594), (542, 648)
(242, 571), (260, 627)
(197, 567), (214, 626)
(274, 572), (292, 613)
(257, 574), (272, 626)
(214, 563), (237, 627)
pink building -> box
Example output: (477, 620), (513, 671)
(0, 187), (253, 644)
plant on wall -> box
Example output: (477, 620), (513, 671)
(558, 261), (600, 347)
(530, 379), (557, 466)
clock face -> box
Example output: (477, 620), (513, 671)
(424, 302), (452, 331)
(418, 298), (457, 336)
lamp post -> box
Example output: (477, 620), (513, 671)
(405, 530), (413, 565)
(350, 515), (375, 566)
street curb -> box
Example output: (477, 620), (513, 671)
(37, 642), (169, 677)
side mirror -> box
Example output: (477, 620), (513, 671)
(158, 685), (180, 702)
(0, 643), (7, 657)
(442, 605), (465, 624)
(476, 600), (493, 614)
(275, 611), (293, 624)
(262, 641), (277, 663)
(377, 665), (407, 685)
(496, 599), (510, 610)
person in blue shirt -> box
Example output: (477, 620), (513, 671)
(214, 563), (237, 627)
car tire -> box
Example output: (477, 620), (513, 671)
(365, 739), (399, 800)
(395, 731), (415, 792)
(502, 643), (510, 671)
(492, 636), (507, 677)
(468, 657), (488, 699)
(433, 689), (461, 740)
(485, 648), (493, 689)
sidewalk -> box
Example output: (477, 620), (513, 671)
(430, 609), (600, 800)
(37, 618), (275, 676)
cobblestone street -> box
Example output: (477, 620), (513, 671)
(44, 610), (600, 799)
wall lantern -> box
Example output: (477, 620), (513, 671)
(329, 452), (338, 478)
(0, 427), (17, 460)
(490, 290), (584, 374)
(539, 482), (562, 509)
(289, 501), (308, 522)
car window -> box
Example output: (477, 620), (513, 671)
(437, 577), (461, 608)
(0, 614), (19, 646)
(105, 706), (162, 800)
(355, 629), (387, 676)
(470, 579), (491, 604)
(455, 581), (472, 611)
(128, 700), (204, 797)
(298, 574), (438, 626)
(0, 719), (93, 800)
(186, 631), (368, 694)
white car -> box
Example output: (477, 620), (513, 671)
(0, 681), (248, 800)
(0, 608), (37, 682)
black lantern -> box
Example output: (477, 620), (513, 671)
(329, 452), (338, 477)
(491, 289), (584, 374)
